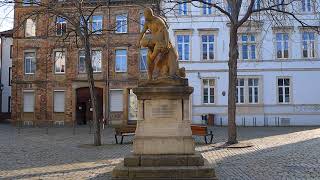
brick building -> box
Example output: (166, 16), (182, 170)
(12, 0), (155, 126)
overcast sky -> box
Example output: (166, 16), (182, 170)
(0, 4), (14, 32)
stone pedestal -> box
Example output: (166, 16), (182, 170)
(112, 78), (217, 180)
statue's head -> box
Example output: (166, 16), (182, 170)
(144, 7), (154, 20)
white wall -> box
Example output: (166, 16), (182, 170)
(1, 37), (12, 113)
(164, 2), (320, 126)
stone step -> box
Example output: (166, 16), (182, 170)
(124, 154), (204, 167)
(112, 163), (216, 180)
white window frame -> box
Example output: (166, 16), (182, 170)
(110, 89), (124, 112)
(248, 78), (259, 104)
(24, 51), (36, 75)
(301, 31), (316, 59)
(236, 78), (245, 104)
(78, 50), (102, 73)
(25, 18), (36, 37)
(92, 15), (103, 34)
(115, 49), (127, 72)
(115, 14), (128, 33)
(201, 33), (215, 61)
(53, 90), (65, 113)
(92, 50), (102, 73)
(202, 0), (213, 15)
(23, 90), (35, 113)
(177, 0), (189, 16)
(277, 77), (291, 104)
(56, 17), (67, 36)
(202, 79), (215, 104)
(275, 32), (289, 59)
(140, 14), (145, 32)
(238, 33), (258, 60)
(54, 51), (66, 74)
(301, 0), (314, 12)
(176, 34), (191, 61)
(140, 48), (148, 72)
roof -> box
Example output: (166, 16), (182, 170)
(0, 29), (13, 37)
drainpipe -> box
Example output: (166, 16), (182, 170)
(0, 36), (3, 113)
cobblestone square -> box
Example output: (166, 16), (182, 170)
(0, 124), (320, 180)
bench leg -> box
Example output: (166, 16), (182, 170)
(115, 135), (118, 144)
(204, 136), (208, 144)
(121, 136), (124, 144)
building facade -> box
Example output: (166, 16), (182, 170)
(12, 0), (154, 126)
(0, 30), (13, 119)
(164, 1), (320, 126)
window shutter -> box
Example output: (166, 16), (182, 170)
(23, 92), (34, 112)
(110, 90), (123, 112)
(54, 91), (65, 112)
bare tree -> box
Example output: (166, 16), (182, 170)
(164, 0), (319, 144)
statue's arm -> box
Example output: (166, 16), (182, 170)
(138, 23), (148, 46)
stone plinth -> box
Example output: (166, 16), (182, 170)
(112, 78), (217, 180)
(133, 81), (194, 155)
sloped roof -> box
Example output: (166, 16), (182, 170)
(0, 29), (13, 37)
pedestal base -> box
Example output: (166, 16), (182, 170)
(112, 154), (217, 180)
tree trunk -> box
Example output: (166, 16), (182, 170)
(83, 36), (102, 146)
(227, 25), (239, 145)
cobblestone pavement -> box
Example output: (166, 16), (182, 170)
(0, 124), (320, 180)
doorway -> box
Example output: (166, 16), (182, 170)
(76, 87), (103, 125)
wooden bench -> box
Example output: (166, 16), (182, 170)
(114, 126), (136, 144)
(191, 125), (213, 144)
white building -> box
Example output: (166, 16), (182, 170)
(0, 30), (13, 116)
(163, 1), (320, 126)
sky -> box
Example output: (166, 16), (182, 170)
(0, 4), (14, 32)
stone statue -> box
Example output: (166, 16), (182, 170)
(138, 8), (185, 81)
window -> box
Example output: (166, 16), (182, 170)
(78, 50), (102, 73)
(302, 0), (313, 12)
(203, 79), (215, 104)
(177, 35), (190, 61)
(92, 15), (103, 34)
(92, 50), (102, 72)
(10, 45), (13, 58)
(110, 90), (123, 112)
(56, 17), (67, 36)
(24, 52), (36, 74)
(116, 14), (127, 33)
(25, 19), (36, 37)
(254, 0), (261, 10)
(203, 0), (212, 15)
(54, 51), (65, 74)
(23, 0), (40, 6)
(248, 78), (259, 103)
(140, 49), (147, 72)
(178, 0), (188, 15)
(78, 51), (86, 73)
(302, 32), (316, 58)
(115, 49), (127, 72)
(274, 0), (285, 11)
(239, 34), (257, 60)
(201, 34), (214, 60)
(8, 67), (12, 86)
(8, 96), (11, 113)
(54, 91), (65, 112)
(278, 78), (290, 103)
(140, 14), (145, 32)
(23, 91), (34, 112)
(236, 79), (245, 104)
(276, 33), (289, 59)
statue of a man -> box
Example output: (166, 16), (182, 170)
(138, 7), (171, 62)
